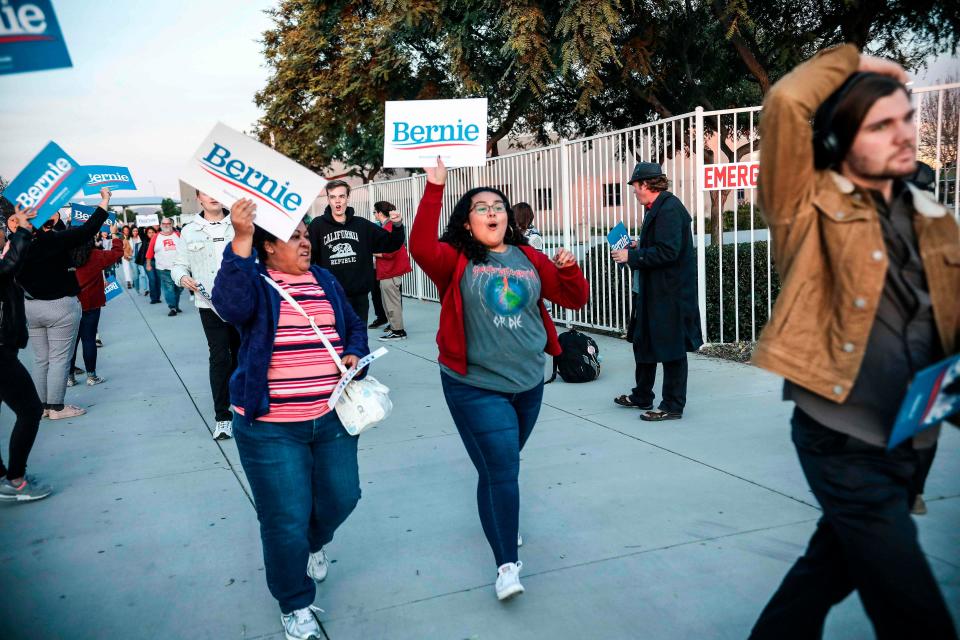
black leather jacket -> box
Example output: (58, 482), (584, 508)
(0, 228), (33, 349)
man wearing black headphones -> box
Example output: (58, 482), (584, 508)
(749, 45), (959, 638)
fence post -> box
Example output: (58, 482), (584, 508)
(559, 138), (574, 328)
(408, 177), (424, 300)
(694, 106), (708, 342)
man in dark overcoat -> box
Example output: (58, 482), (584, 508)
(612, 162), (703, 420)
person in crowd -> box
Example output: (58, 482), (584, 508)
(172, 190), (239, 440)
(372, 201), (412, 341)
(747, 46), (959, 639)
(67, 230), (123, 387)
(611, 162), (703, 421)
(120, 225), (135, 289)
(514, 202), (545, 252)
(0, 205), (51, 502)
(15, 188), (111, 420)
(138, 226), (160, 301)
(410, 158), (589, 601)
(307, 179), (406, 323)
(368, 207), (389, 330)
(146, 217), (183, 316)
(213, 199), (369, 640)
(129, 226), (146, 293)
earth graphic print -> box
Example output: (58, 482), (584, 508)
(471, 263), (537, 329)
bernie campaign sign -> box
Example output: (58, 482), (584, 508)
(3, 141), (87, 226)
(181, 122), (327, 241)
(82, 165), (137, 196)
(0, 0), (72, 75)
(104, 275), (123, 303)
(383, 98), (488, 168)
(70, 203), (115, 232)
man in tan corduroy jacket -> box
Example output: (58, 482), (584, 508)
(748, 45), (959, 639)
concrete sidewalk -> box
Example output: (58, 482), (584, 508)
(1, 288), (957, 640)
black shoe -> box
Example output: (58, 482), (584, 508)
(378, 330), (407, 342)
(368, 318), (388, 329)
(168, 309), (177, 317)
(150, 300), (161, 304)
(175, 308), (183, 314)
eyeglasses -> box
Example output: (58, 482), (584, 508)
(470, 202), (507, 215)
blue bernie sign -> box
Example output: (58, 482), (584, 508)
(82, 165), (137, 196)
(0, 0), (72, 76)
(3, 140), (86, 226)
(103, 275), (123, 303)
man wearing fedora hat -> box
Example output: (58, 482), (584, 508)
(611, 162), (702, 421)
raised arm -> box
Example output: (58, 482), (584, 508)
(0, 208), (35, 277)
(409, 159), (458, 288)
(758, 44), (860, 224)
(212, 199), (259, 325)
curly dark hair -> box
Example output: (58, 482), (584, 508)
(439, 187), (527, 264)
(70, 236), (98, 268)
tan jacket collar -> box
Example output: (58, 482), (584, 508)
(829, 171), (948, 218)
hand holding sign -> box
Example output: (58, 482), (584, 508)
(552, 248), (576, 269)
(424, 157), (447, 186)
(342, 355), (359, 370)
(230, 198), (257, 259)
(12, 205), (37, 232)
(99, 187), (112, 208)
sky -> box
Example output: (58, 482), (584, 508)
(0, 0), (275, 199)
(1, 1), (957, 201)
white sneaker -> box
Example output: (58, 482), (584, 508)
(518, 533), (523, 547)
(306, 547), (329, 583)
(280, 605), (323, 640)
(495, 561), (525, 601)
(213, 420), (233, 440)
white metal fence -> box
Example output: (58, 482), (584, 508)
(348, 82), (959, 343)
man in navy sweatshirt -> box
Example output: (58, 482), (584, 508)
(307, 180), (405, 323)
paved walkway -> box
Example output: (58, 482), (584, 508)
(1, 287), (958, 640)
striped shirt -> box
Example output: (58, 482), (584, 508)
(238, 269), (344, 422)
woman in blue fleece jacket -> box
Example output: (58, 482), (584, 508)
(212, 198), (370, 640)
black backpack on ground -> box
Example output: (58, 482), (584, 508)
(547, 328), (601, 383)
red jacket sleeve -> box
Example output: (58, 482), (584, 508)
(409, 181), (459, 293)
(88, 239), (124, 270)
(529, 249), (589, 310)
(146, 234), (158, 259)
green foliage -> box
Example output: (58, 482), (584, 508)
(160, 198), (181, 219)
(255, 1), (960, 181)
(703, 240), (780, 343)
(720, 203), (767, 232)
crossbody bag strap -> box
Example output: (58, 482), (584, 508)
(261, 274), (348, 374)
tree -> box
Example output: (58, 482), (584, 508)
(254, 0), (960, 193)
(160, 198), (181, 219)
(918, 75), (958, 173)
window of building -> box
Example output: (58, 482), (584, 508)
(604, 183), (622, 207)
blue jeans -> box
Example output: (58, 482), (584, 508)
(71, 308), (101, 374)
(440, 372), (544, 567)
(233, 410), (361, 613)
(135, 263), (149, 292)
(146, 261), (161, 303)
(157, 268), (182, 310)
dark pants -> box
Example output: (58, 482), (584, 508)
(370, 280), (386, 323)
(911, 442), (937, 500)
(750, 408), (956, 640)
(199, 309), (240, 422)
(233, 410), (360, 614)
(71, 308), (102, 374)
(440, 371), (544, 567)
(346, 292), (369, 325)
(631, 351), (688, 414)
(147, 261), (161, 303)
(0, 346), (44, 480)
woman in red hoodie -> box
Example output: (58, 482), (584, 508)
(410, 158), (589, 602)
(68, 231), (123, 387)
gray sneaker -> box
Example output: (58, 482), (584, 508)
(0, 476), (53, 503)
(86, 375), (106, 386)
(281, 605), (324, 640)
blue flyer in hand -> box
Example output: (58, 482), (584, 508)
(888, 354), (960, 450)
(104, 276), (123, 303)
(607, 222), (631, 251)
